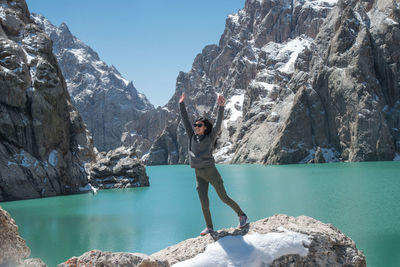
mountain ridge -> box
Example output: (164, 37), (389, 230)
(32, 13), (154, 152)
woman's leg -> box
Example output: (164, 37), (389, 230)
(195, 170), (213, 229)
(204, 166), (244, 216)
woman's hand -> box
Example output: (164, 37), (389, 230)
(217, 95), (225, 106)
(179, 93), (185, 103)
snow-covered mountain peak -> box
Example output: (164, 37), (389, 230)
(32, 13), (154, 152)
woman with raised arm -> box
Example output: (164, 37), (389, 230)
(179, 92), (248, 236)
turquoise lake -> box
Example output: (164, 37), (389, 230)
(2, 162), (400, 266)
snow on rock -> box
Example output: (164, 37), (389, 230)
(276, 37), (313, 74)
(214, 142), (234, 163)
(173, 228), (311, 267)
(296, 0), (338, 10)
(224, 93), (245, 128)
(299, 147), (340, 163)
(48, 150), (58, 167)
(79, 183), (97, 194)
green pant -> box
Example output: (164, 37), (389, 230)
(195, 165), (244, 229)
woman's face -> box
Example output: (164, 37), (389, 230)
(194, 120), (207, 135)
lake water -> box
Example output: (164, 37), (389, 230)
(2, 162), (400, 266)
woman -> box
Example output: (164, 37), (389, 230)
(179, 92), (248, 236)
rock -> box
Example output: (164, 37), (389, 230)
(0, 0), (96, 201)
(87, 146), (149, 189)
(0, 205), (30, 265)
(23, 258), (48, 267)
(121, 107), (172, 159)
(58, 250), (168, 267)
(308, 147), (326, 163)
(152, 214), (366, 266)
(32, 14), (154, 152)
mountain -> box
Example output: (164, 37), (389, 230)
(0, 0), (96, 201)
(122, 0), (399, 165)
(31, 14), (154, 152)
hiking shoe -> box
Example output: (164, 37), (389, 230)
(238, 214), (249, 229)
(200, 227), (214, 236)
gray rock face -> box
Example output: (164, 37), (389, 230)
(151, 214), (365, 266)
(263, 0), (398, 164)
(58, 250), (168, 267)
(0, 205), (30, 265)
(123, 0), (399, 165)
(32, 14), (154, 152)
(0, 0), (96, 201)
(87, 146), (149, 189)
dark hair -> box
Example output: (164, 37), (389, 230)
(195, 117), (213, 135)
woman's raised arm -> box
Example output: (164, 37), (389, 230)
(179, 93), (194, 138)
(211, 95), (225, 140)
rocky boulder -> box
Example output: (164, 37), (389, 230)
(152, 214), (366, 266)
(87, 146), (149, 189)
(58, 250), (168, 267)
(0, 0), (96, 201)
(58, 214), (365, 266)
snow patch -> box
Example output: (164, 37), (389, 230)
(141, 152), (150, 162)
(224, 93), (245, 128)
(48, 150), (58, 167)
(69, 48), (88, 63)
(7, 161), (17, 167)
(228, 13), (240, 26)
(173, 227), (311, 267)
(384, 17), (398, 25)
(214, 142), (234, 163)
(11, 150), (39, 168)
(80, 183), (98, 194)
(299, 147), (339, 163)
(299, 0), (338, 10)
(278, 37), (312, 74)
(113, 72), (130, 86)
(196, 105), (208, 115)
(0, 7), (7, 21)
(353, 11), (366, 27)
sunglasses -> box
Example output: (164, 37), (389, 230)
(193, 123), (204, 128)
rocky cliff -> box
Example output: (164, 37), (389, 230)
(60, 214), (366, 266)
(0, 0), (96, 201)
(32, 14), (154, 152)
(0, 205), (46, 266)
(123, 0), (399, 165)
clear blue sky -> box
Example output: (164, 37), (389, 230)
(25, 0), (245, 107)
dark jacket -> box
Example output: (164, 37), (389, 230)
(179, 102), (224, 168)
